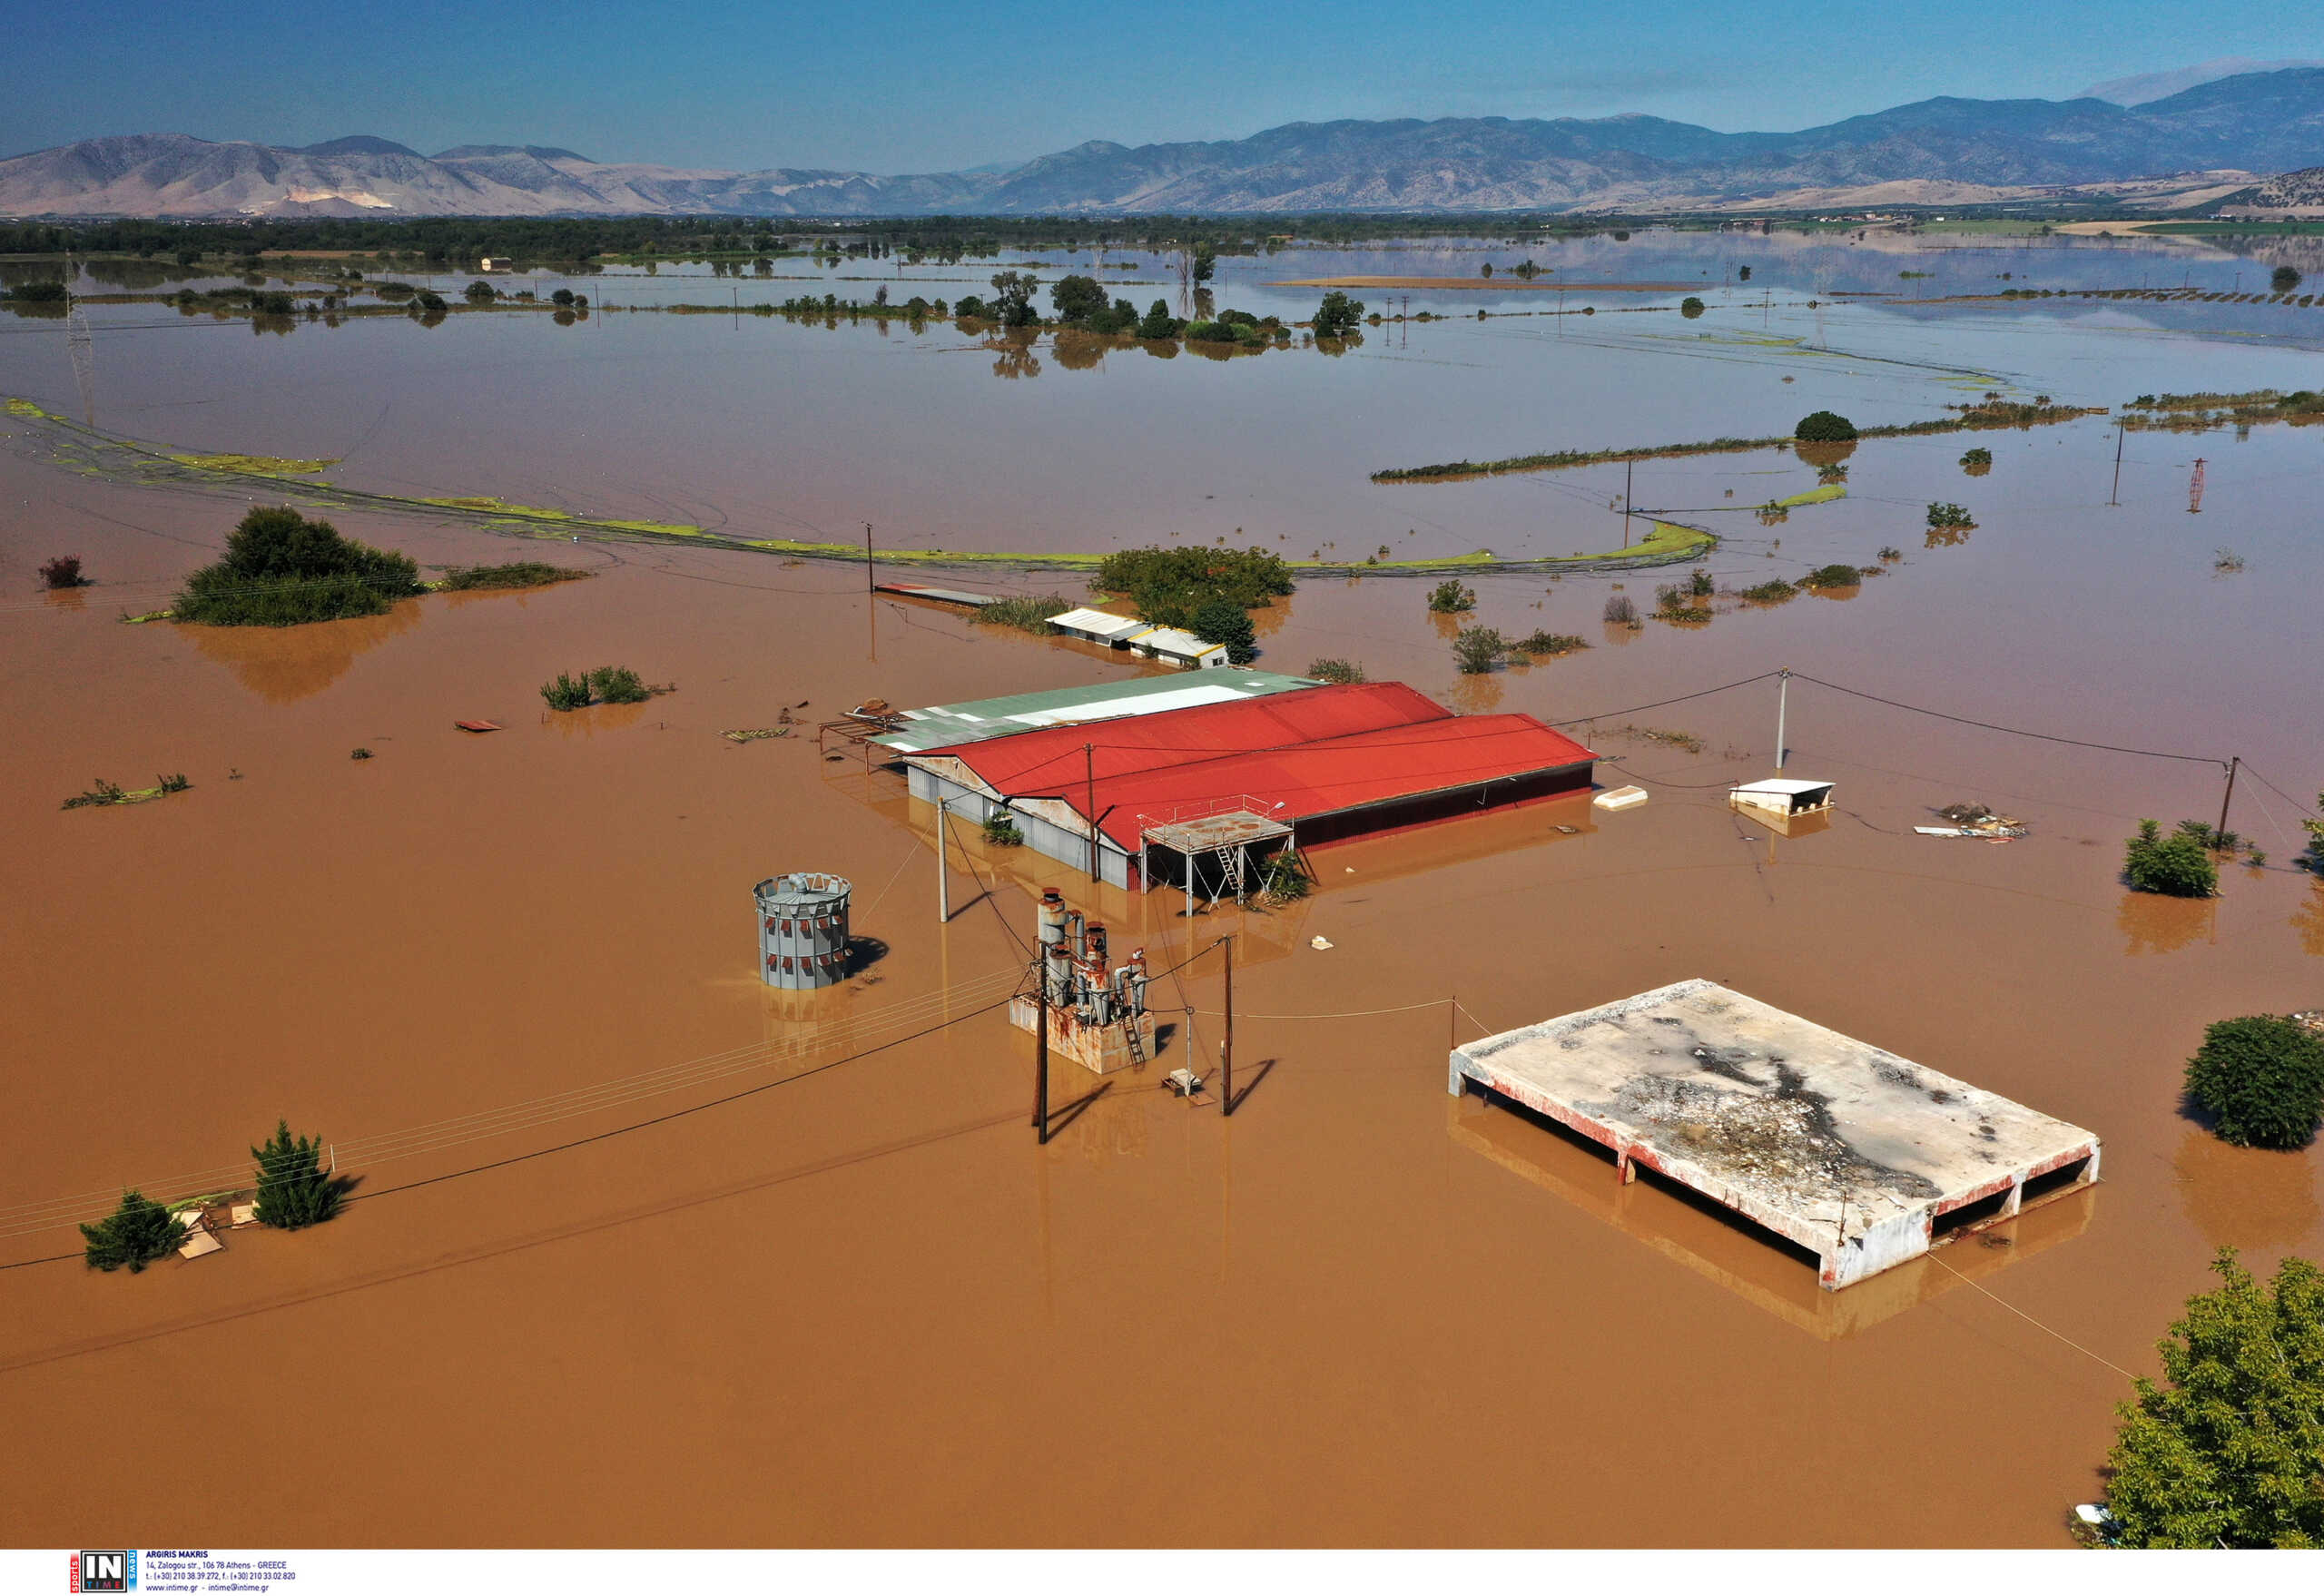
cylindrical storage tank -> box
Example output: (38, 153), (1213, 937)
(753, 872), (853, 990)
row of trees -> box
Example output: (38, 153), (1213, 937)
(83, 1121), (340, 1272)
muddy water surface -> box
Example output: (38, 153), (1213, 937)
(2, 232), (2320, 1547)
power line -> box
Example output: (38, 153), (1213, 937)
(2, 988), (1029, 1273)
(1788, 673), (2229, 766)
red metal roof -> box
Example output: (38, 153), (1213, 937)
(907, 679), (1595, 850)
(918, 681), (1450, 793)
(1082, 714), (1597, 849)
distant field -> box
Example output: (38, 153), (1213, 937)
(1265, 274), (1706, 291)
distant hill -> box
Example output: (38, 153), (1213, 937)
(2219, 164), (2324, 217)
(6, 68), (2324, 217)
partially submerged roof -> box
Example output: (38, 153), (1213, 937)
(1450, 980), (2100, 1288)
(1734, 778), (1834, 796)
(904, 681), (1596, 850)
(911, 681), (1452, 794)
(1047, 606), (1147, 639)
(866, 668), (1320, 754)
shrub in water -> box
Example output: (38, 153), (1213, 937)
(2125, 818), (2220, 897)
(1803, 564), (1861, 589)
(1307, 657), (1365, 684)
(973, 594), (1069, 634)
(541, 672), (592, 711)
(81, 1190), (182, 1273)
(1794, 410), (1857, 443)
(1451, 625), (1507, 675)
(1514, 631), (1587, 656)
(1602, 594), (1640, 626)
(1260, 852), (1312, 900)
(1741, 579), (1797, 603)
(587, 665), (651, 704)
(438, 562), (587, 591)
(175, 506), (422, 626)
(39, 555), (83, 589)
(1926, 501), (1975, 530)
(983, 813), (1024, 847)
(2184, 1016), (2324, 1148)
(1426, 579), (1478, 614)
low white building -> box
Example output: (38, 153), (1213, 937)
(1046, 607), (1228, 670)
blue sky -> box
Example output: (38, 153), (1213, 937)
(7, 1), (2321, 169)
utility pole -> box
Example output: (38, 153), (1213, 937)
(1624, 457), (1634, 548)
(1034, 970), (1050, 1144)
(1219, 935), (1235, 1117)
(2110, 420), (2125, 507)
(936, 798), (950, 923)
(863, 522), (874, 592)
(1086, 744), (1100, 884)
(2217, 757), (2240, 843)
(1776, 668), (1790, 771)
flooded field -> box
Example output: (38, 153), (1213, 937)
(1, 226), (2319, 1547)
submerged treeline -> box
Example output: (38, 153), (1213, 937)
(1371, 399), (2106, 483)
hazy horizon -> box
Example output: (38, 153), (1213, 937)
(6, 1), (2322, 172)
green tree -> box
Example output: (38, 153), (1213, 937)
(1188, 595), (1258, 665)
(251, 1119), (341, 1229)
(1680, 296), (1705, 319)
(2271, 265), (2302, 294)
(2103, 1249), (2324, 1547)
(1313, 291), (1365, 339)
(989, 270), (1039, 327)
(1452, 625), (1508, 675)
(1426, 578), (1476, 614)
(1049, 274), (1108, 326)
(1191, 243), (1216, 283)
(1795, 410), (1857, 442)
(463, 280), (496, 304)
(81, 1190), (182, 1273)
(1137, 298), (1180, 339)
(2125, 818), (2219, 898)
(2185, 1016), (2324, 1148)
(175, 506), (424, 627)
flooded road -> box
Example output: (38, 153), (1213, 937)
(1, 228), (2319, 1546)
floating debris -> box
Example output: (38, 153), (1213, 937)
(1917, 802), (2025, 840)
(1593, 785), (1649, 812)
(1310, 935), (1334, 951)
(721, 727), (791, 744)
(454, 719), (503, 734)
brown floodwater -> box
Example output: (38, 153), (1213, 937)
(2, 232), (2320, 1547)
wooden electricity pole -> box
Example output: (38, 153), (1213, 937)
(863, 522), (874, 592)
(1086, 744), (1100, 884)
(1220, 935), (1235, 1117)
(2217, 756), (2240, 843)
(1035, 970), (1050, 1143)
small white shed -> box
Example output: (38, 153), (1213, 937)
(1729, 778), (1836, 819)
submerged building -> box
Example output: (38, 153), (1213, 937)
(894, 678), (1597, 894)
(1449, 980), (2102, 1289)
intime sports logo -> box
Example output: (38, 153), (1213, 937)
(70, 1550), (136, 1592)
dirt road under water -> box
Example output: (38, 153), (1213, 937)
(2, 246), (2320, 1544)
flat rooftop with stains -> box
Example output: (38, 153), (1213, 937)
(1448, 980), (2101, 1289)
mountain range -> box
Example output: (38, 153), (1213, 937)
(5, 68), (2323, 218)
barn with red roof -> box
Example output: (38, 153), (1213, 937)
(896, 679), (1595, 897)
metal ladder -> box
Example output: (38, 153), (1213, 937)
(1212, 842), (1246, 902)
